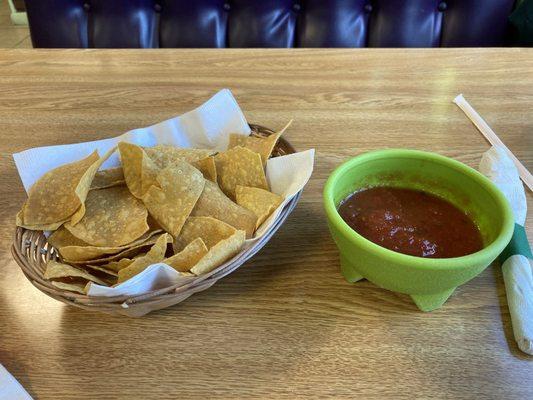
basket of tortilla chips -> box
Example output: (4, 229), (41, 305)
(12, 123), (306, 317)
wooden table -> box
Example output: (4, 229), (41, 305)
(0, 49), (531, 399)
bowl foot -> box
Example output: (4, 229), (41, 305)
(410, 288), (456, 312)
(340, 254), (364, 283)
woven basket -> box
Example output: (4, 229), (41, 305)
(11, 124), (300, 317)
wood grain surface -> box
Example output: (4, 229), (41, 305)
(0, 49), (531, 400)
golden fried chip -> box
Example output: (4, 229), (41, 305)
(193, 156), (217, 182)
(215, 146), (268, 199)
(44, 260), (108, 286)
(95, 257), (135, 273)
(65, 232), (170, 265)
(174, 216), (236, 251)
(64, 186), (149, 247)
(228, 134), (280, 166)
(76, 265), (118, 286)
(190, 230), (246, 276)
(145, 145), (214, 168)
(117, 233), (170, 283)
(191, 180), (257, 238)
(91, 167), (125, 189)
(119, 142), (160, 199)
(59, 230), (162, 262)
(83, 264), (119, 277)
(48, 227), (88, 249)
(50, 281), (86, 294)
(163, 238), (208, 272)
(17, 151), (99, 229)
(227, 121), (291, 166)
(142, 162), (205, 237)
(16, 204), (70, 231)
(235, 185), (283, 228)
(69, 147), (118, 226)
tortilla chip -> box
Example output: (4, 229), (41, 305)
(50, 280), (86, 294)
(119, 142), (160, 199)
(16, 204), (70, 231)
(69, 147), (117, 226)
(64, 186), (149, 247)
(235, 185), (283, 228)
(145, 145), (214, 168)
(17, 151), (99, 228)
(44, 260), (108, 286)
(76, 265), (118, 286)
(191, 180), (257, 238)
(95, 257), (135, 273)
(117, 233), (170, 283)
(215, 146), (268, 199)
(59, 230), (162, 262)
(174, 216), (236, 251)
(142, 162), (205, 237)
(190, 230), (246, 276)
(47, 227), (87, 249)
(91, 167), (125, 189)
(83, 264), (119, 277)
(227, 121), (291, 166)
(193, 156), (217, 182)
(163, 238), (208, 272)
(65, 232), (171, 265)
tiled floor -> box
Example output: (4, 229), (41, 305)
(0, 0), (31, 48)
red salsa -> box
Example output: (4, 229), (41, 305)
(338, 187), (483, 258)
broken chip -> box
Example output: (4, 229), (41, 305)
(50, 280), (86, 294)
(191, 180), (257, 238)
(142, 162), (205, 237)
(64, 232), (171, 265)
(214, 146), (268, 199)
(174, 216), (236, 251)
(190, 230), (246, 276)
(48, 226), (88, 249)
(95, 257), (135, 273)
(228, 133), (280, 167)
(44, 260), (109, 286)
(64, 186), (149, 247)
(235, 185), (283, 228)
(119, 142), (160, 199)
(163, 238), (208, 272)
(91, 167), (125, 189)
(193, 156), (217, 182)
(227, 121), (290, 166)
(83, 264), (119, 278)
(117, 233), (170, 283)
(58, 230), (162, 262)
(145, 145), (214, 169)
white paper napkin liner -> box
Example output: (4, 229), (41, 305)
(502, 255), (533, 355)
(255, 148), (314, 238)
(0, 364), (33, 400)
(86, 264), (196, 297)
(13, 89), (251, 192)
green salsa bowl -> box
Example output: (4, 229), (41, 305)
(323, 149), (514, 311)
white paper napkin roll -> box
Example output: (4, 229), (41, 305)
(480, 146), (532, 355)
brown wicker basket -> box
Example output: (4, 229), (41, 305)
(11, 124), (301, 317)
